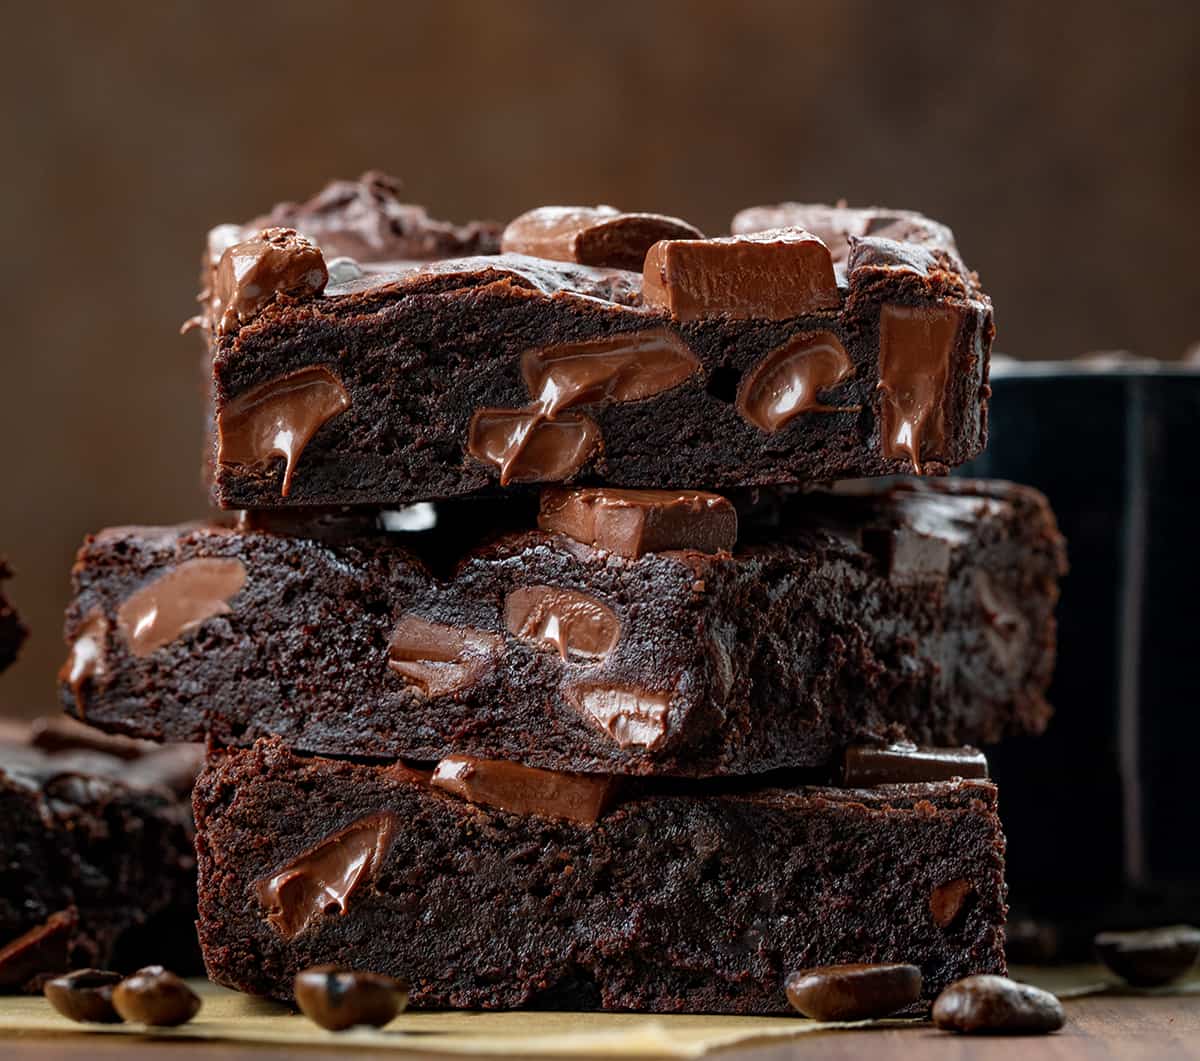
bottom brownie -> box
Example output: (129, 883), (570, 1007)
(0, 719), (202, 991)
(195, 740), (1007, 1012)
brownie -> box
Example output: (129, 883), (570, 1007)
(0, 719), (202, 992)
(199, 174), (993, 508)
(0, 558), (27, 672)
(60, 479), (1064, 776)
(194, 739), (1007, 1012)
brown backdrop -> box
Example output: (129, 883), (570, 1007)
(2, 0), (1197, 717)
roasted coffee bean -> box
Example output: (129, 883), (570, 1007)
(932, 974), (1064, 1034)
(1094, 925), (1200, 987)
(111, 966), (201, 1026)
(294, 965), (409, 1031)
(784, 962), (922, 1021)
(43, 969), (123, 1023)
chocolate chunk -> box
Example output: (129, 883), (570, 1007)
(256, 813), (398, 941)
(43, 969), (124, 1024)
(115, 557), (246, 659)
(848, 236), (944, 280)
(877, 303), (961, 473)
(785, 963), (922, 1021)
(501, 206), (703, 270)
(736, 331), (857, 432)
(467, 409), (600, 485)
(861, 526), (952, 581)
(111, 966), (201, 1026)
(217, 366), (351, 497)
(431, 756), (615, 823)
(0, 909), (76, 990)
(213, 227), (327, 335)
(505, 586), (620, 660)
(843, 743), (988, 786)
(387, 617), (501, 697)
(932, 975), (1064, 1035)
(930, 879), (974, 928)
(539, 487), (737, 558)
(294, 965), (408, 1031)
(642, 229), (840, 322)
(58, 610), (110, 711)
(522, 329), (699, 416)
(1093, 925), (1200, 987)
(569, 684), (670, 750)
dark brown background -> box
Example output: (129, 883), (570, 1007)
(2, 0), (1197, 717)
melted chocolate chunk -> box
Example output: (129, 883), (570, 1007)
(115, 558), (246, 659)
(877, 303), (961, 472)
(431, 756), (615, 823)
(736, 332), (857, 432)
(0, 909), (76, 991)
(930, 879), (975, 928)
(539, 487), (737, 558)
(504, 586), (620, 660)
(501, 206), (703, 271)
(785, 963), (923, 1022)
(256, 813), (397, 941)
(59, 610), (110, 711)
(521, 329), (699, 416)
(843, 743), (988, 786)
(213, 227), (327, 335)
(467, 409), (600, 485)
(386, 616), (500, 696)
(568, 685), (671, 750)
(217, 366), (351, 497)
(642, 229), (841, 322)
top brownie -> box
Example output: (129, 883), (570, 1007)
(199, 173), (993, 508)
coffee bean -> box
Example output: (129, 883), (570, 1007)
(43, 969), (123, 1023)
(785, 963), (922, 1021)
(111, 966), (202, 1026)
(294, 965), (409, 1031)
(1094, 925), (1200, 987)
(933, 974), (1064, 1034)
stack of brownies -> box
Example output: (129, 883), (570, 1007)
(59, 173), (1066, 1012)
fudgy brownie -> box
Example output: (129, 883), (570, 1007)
(0, 718), (202, 992)
(61, 479), (1064, 776)
(0, 558), (27, 672)
(199, 173), (993, 507)
(194, 739), (1007, 1011)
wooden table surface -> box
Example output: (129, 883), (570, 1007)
(6, 993), (1199, 1061)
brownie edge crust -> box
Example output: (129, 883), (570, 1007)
(194, 740), (1007, 1012)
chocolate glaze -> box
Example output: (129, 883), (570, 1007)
(431, 755), (615, 823)
(642, 229), (840, 322)
(501, 206), (702, 271)
(116, 558), (246, 659)
(58, 610), (109, 712)
(843, 743), (988, 786)
(569, 685), (671, 750)
(467, 410), (600, 485)
(256, 813), (397, 941)
(877, 303), (961, 472)
(521, 329), (699, 416)
(504, 586), (620, 661)
(538, 487), (737, 558)
(217, 366), (351, 497)
(213, 227), (327, 335)
(387, 616), (501, 696)
(735, 331), (857, 431)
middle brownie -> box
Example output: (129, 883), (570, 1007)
(61, 479), (1064, 776)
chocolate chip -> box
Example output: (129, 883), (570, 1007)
(735, 331), (857, 432)
(504, 586), (620, 661)
(1093, 925), (1200, 987)
(43, 969), (124, 1023)
(501, 206), (702, 271)
(430, 755), (616, 823)
(843, 743), (988, 786)
(294, 965), (409, 1031)
(213, 227), (327, 334)
(784, 963), (922, 1021)
(930, 879), (974, 928)
(111, 966), (202, 1026)
(468, 409), (600, 485)
(932, 975), (1064, 1035)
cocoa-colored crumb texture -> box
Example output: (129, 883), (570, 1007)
(0, 558), (27, 672)
(61, 480), (1065, 776)
(0, 724), (202, 992)
(194, 740), (1008, 1012)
